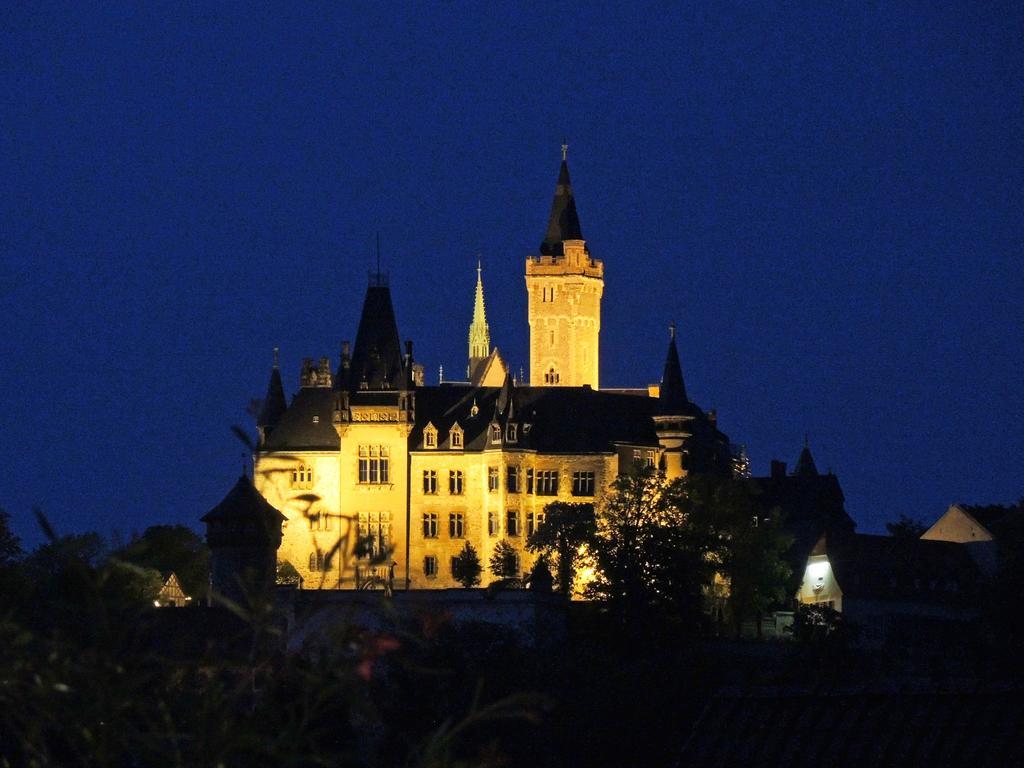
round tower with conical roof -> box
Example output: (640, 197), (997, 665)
(201, 473), (286, 605)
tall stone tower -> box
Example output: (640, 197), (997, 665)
(525, 149), (604, 388)
(468, 261), (491, 373)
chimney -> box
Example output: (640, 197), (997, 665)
(770, 460), (787, 479)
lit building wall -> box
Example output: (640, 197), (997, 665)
(526, 240), (603, 389)
(796, 554), (843, 611)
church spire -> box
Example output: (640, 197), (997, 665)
(539, 149), (584, 257)
(657, 324), (689, 414)
(468, 260), (491, 368)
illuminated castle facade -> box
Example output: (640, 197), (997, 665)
(251, 155), (732, 589)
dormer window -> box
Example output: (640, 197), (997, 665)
(506, 423), (518, 443)
(490, 423), (502, 443)
(450, 423), (463, 449)
(424, 422), (437, 449)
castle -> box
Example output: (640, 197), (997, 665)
(250, 153), (733, 589)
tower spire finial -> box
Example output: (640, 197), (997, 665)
(273, 346), (280, 369)
(669, 322), (676, 340)
(561, 140), (568, 162)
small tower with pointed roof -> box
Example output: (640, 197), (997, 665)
(201, 473), (286, 605)
(257, 347), (288, 445)
(526, 147), (604, 388)
(654, 324), (696, 478)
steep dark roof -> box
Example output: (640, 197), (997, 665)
(680, 684), (1024, 767)
(411, 385), (661, 453)
(256, 364), (287, 428)
(657, 331), (688, 414)
(827, 533), (980, 605)
(753, 471), (853, 574)
(349, 283), (405, 392)
(793, 444), (819, 477)
(539, 160), (584, 257)
(200, 474), (286, 547)
(261, 388), (338, 451)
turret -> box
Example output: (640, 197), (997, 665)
(200, 473), (286, 606)
(653, 324), (694, 478)
(256, 348), (287, 445)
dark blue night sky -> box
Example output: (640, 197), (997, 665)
(2, 2), (1021, 547)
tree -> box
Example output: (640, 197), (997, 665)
(586, 467), (707, 621)
(0, 507), (23, 567)
(526, 555), (553, 592)
(886, 515), (927, 540)
(671, 475), (794, 636)
(489, 539), (520, 584)
(526, 501), (597, 598)
(451, 542), (482, 588)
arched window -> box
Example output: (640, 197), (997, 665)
(292, 464), (313, 489)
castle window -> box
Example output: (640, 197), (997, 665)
(422, 512), (438, 538)
(549, 330), (555, 347)
(450, 424), (463, 449)
(572, 471), (595, 496)
(358, 446), (390, 484)
(312, 415), (319, 424)
(424, 423), (437, 448)
(507, 466), (520, 493)
(424, 555), (438, 578)
(292, 464), (314, 489)
(423, 469), (437, 495)
(507, 509), (520, 537)
(357, 510), (391, 559)
(490, 424), (502, 443)
(526, 468), (534, 494)
(536, 470), (559, 496)
(646, 451), (656, 469)
(527, 508), (546, 536)
(632, 449), (642, 464)
(309, 510), (334, 531)
(449, 512), (465, 538)
(488, 510), (499, 537)
(544, 368), (560, 384)
(449, 470), (464, 495)
(506, 423), (517, 443)
(488, 466), (499, 492)
(309, 550), (327, 572)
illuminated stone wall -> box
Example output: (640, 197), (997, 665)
(526, 239), (603, 389)
(407, 449), (615, 589)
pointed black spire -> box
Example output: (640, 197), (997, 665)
(539, 154), (584, 257)
(794, 441), (820, 477)
(657, 324), (689, 414)
(348, 281), (405, 392)
(257, 348), (287, 428)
